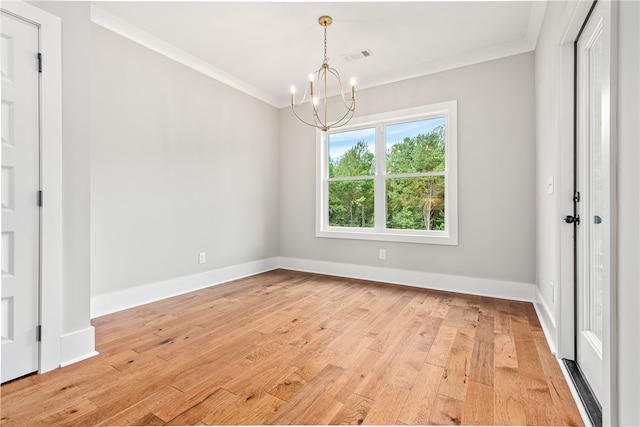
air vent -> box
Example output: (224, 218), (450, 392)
(342, 49), (373, 62)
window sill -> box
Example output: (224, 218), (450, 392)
(316, 227), (458, 245)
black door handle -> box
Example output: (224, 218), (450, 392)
(564, 215), (580, 225)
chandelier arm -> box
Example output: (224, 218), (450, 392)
(291, 105), (325, 129)
(310, 99), (325, 130)
(326, 67), (355, 110)
(310, 67), (329, 130)
(326, 102), (355, 129)
(309, 70), (355, 131)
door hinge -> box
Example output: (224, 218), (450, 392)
(37, 53), (42, 73)
(38, 190), (43, 207)
(36, 325), (42, 342)
(573, 191), (581, 203)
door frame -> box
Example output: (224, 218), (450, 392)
(556, 1), (618, 425)
(1, 0), (62, 374)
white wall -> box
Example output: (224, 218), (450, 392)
(615, 1), (640, 424)
(279, 53), (536, 288)
(535, 0), (640, 424)
(533, 0), (575, 353)
(90, 25), (279, 301)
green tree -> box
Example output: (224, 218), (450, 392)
(386, 126), (446, 230)
(327, 126), (446, 231)
(328, 141), (375, 227)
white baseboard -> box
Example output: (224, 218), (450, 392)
(278, 257), (537, 303)
(60, 326), (98, 367)
(91, 257), (279, 318)
(91, 254), (539, 322)
(534, 289), (558, 355)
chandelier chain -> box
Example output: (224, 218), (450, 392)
(323, 25), (328, 65)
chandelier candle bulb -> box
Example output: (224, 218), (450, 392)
(290, 86), (296, 105)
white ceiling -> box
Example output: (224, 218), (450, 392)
(91, 1), (547, 108)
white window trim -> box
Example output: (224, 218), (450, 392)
(316, 101), (458, 245)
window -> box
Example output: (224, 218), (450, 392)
(316, 101), (458, 245)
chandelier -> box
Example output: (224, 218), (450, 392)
(290, 15), (356, 132)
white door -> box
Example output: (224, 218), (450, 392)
(1, 10), (41, 383)
(575, 1), (607, 403)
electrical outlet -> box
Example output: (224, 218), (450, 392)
(379, 249), (386, 260)
(199, 252), (206, 264)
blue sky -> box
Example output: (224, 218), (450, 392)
(329, 117), (445, 160)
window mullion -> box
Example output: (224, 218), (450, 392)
(375, 123), (386, 232)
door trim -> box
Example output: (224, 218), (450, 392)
(1, 1), (62, 374)
(557, 1), (619, 425)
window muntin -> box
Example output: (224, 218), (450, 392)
(317, 101), (457, 245)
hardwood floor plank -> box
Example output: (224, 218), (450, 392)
(151, 364), (251, 423)
(437, 333), (474, 401)
(494, 333), (518, 369)
(222, 345), (300, 396)
(0, 270), (583, 426)
(461, 380), (494, 426)
(291, 392), (344, 425)
(511, 319), (558, 425)
(388, 338), (430, 389)
(168, 332), (262, 392)
(328, 393), (374, 425)
(425, 325), (458, 367)
(535, 346), (584, 425)
(429, 394), (464, 426)
(355, 331), (413, 400)
(331, 348), (384, 404)
(265, 363), (345, 425)
(97, 385), (183, 426)
(415, 315), (443, 345)
(200, 391), (285, 425)
(469, 339), (494, 386)
(165, 387), (238, 425)
(397, 363), (444, 425)
(32, 398), (99, 427)
(494, 367), (527, 426)
(363, 383), (410, 425)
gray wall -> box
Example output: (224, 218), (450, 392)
(29, 1), (91, 336)
(90, 25), (279, 296)
(279, 52), (536, 285)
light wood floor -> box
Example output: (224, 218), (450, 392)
(1, 269), (583, 426)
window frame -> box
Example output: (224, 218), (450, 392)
(316, 101), (458, 245)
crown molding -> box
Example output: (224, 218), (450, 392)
(275, 2), (548, 108)
(93, 3), (547, 110)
